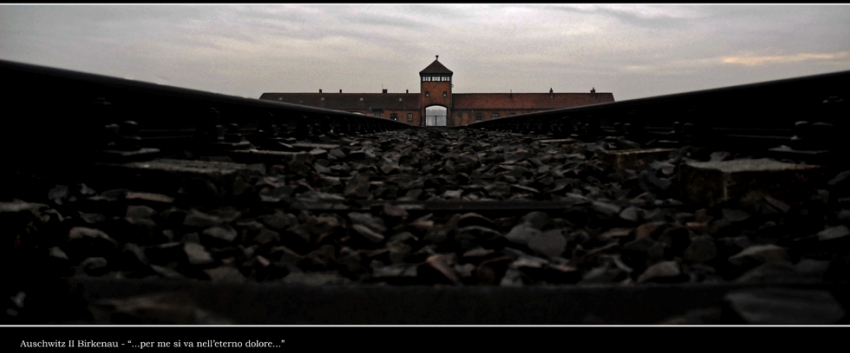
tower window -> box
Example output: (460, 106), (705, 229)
(492, 113), (499, 119)
(407, 113), (413, 122)
(476, 113), (483, 121)
(390, 113), (398, 121)
(443, 91), (447, 97)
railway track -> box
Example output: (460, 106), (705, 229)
(3, 59), (850, 324)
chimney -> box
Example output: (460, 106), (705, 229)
(550, 88), (553, 98)
(339, 89), (342, 93)
(319, 89), (322, 93)
(591, 87), (596, 98)
(406, 89), (409, 94)
(382, 89), (388, 94)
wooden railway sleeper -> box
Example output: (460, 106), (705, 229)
(224, 123), (244, 143)
(292, 114), (311, 138)
(256, 113), (280, 139)
(195, 107), (225, 142)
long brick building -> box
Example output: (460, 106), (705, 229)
(260, 57), (614, 127)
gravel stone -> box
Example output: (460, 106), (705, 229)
(150, 264), (184, 279)
(183, 243), (214, 266)
(382, 204), (409, 218)
(683, 235), (717, 264)
(528, 231), (567, 258)
(204, 266), (246, 283)
(261, 211), (296, 231)
(80, 257), (109, 276)
(817, 225), (850, 241)
(637, 260), (686, 283)
(421, 254), (460, 284)
(120, 243), (149, 271)
(521, 212), (552, 231)
(619, 206), (640, 222)
(202, 225), (238, 245)
(253, 229), (281, 246)
(183, 209), (223, 228)
(591, 201), (621, 218)
(636, 221), (665, 240)
(49, 247), (69, 261)
(735, 262), (799, 283)
(372, 263), (418, 279)
(144, 242), (183, 265)
(505, 224), (542, 246)
(65, 227), (119, 261)
(500, 268), (525, 286)
(729, 244), (789, 266)
(352, 224), (385, 243)
(343, 173), (371, 199)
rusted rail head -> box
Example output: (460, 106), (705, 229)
(0, 59), (412, 165)
(463, 70), (850, 146)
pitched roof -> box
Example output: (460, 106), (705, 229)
(259, 93), (421, 111)
(419, 60), (453, 75)
(452, 93), (615, 110)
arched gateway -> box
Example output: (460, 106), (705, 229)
(424, 105), (448, 126)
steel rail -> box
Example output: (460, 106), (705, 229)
(0, 59), (413, 166)
(462, 69), (850, 147)
(0, 59), (410, 126)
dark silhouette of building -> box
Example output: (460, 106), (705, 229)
(260, 57), (614, 126)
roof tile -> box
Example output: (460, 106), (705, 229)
(419, 60), (453, 75)
(452, 93), (614, 110)
(259, 93), (421, 111)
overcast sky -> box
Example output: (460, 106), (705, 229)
(2, 4), (849, 101)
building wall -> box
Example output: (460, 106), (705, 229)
(260, 61), (613, 127)
(348, 108), (420, 125)
(453, 109), (547, 125)
(451, 92), (615, 126)
(258, 92), (613, 127)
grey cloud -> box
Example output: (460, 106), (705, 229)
(1, 4), (849, 102)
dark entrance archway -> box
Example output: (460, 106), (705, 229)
(424, 105), (447, 126)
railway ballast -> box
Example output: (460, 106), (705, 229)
(2, 59), (849, 324)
